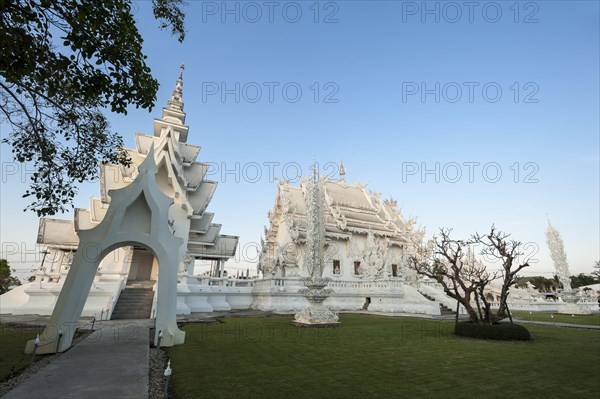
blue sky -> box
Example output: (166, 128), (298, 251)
(1, 0), (598, 279)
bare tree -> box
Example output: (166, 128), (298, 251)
(408, 228), (499, 324)
(472, 226), (530, 322)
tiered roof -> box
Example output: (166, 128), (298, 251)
(38, 66), (238, 260)
(266, 175), (424, 248)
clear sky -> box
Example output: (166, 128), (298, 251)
(1, 0), (598, 280)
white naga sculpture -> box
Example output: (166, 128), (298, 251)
(293, 166), (340, 327)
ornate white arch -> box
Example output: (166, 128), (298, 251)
(26, 145), (185, 354)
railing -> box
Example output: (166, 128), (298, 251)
(79, 306), (111, 331)
(184, 276), (256, 288)
(328, 279), (404, 289)
(250, 277), (405, 290)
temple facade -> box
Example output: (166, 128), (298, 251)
(250, 170), (457, 315)
(257, 171), (426, 281)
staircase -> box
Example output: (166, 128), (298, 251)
(419, 290), (456, 316)
(111, 281), (155, 320)
(420, 292), (436, 302)
(439, 303), (455, 315)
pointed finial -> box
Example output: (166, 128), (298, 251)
(138, 142), (158, 175)
(339, 161), (346, 182)
(167, 63), (185, 111)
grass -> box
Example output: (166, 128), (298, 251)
(0, 324), (44, 381)
(512, 311), (600, 326)
(166, 315), (600, 398)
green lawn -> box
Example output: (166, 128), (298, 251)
(512, 311), (600, 326)
(166, 315), (600, 398)
(0, 325), (44, 381)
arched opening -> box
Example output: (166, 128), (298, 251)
(76, 240), (162, 320)
(363, 297), (371, 310)
(127, 246), (158, 283)
(88, 243), (162, 320)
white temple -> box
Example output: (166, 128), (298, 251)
(251, 165), (457, 315)
(4, 67), (598, 324)
(4, 67), (595, 324)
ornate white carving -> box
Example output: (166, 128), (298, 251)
(546, 221), (572, 291)
(294, 280), (339, 325)
(345, 230), (388, 279)
(303, 167), (325, 279)
(257, 242), (277, 276)
(181, 253), (194, 273)
(294, 165), (339, 326)
(361, 230), (388, 279)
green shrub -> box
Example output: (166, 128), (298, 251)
(454, 321), (531, 341)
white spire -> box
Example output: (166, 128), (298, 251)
(545, 219), (572, 291)
(167, 63), (184, 111)
(305, 163), (325, 280)
(339, 161), (346, 182)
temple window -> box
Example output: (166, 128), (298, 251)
(391, 264), (398, 277)
(333, 260), (341, 275)
(354, 261), (361, 275)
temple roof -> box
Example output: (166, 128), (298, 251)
(266, 177), (424, 246)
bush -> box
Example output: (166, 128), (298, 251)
(455, 321), (531, 341)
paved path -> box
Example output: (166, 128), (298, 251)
(512, 318), (600, 330)
(3, 321), (151, 399)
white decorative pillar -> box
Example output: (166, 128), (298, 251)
(293, 164), (340, 328)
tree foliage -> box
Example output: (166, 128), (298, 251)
(0, 0), (185, 215)
(570, 273), (599, 289)
(519, 276), (559, 292)
(0, 258), (21, 294)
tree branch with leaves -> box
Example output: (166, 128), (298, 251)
(0, 0), (186, 215)
(0, 258), (21, 294)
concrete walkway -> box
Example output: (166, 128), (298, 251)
(511, 318), (600, 330)
(3, 321), (151, 399)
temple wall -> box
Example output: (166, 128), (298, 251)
(2, 280), (123, 319)
(3, 275), (471, 317)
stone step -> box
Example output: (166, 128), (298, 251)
(113, 291), (154, 298)
(112, 303), (152, 310)
(418, 291), (436, 302)
(440, 305), (456, 314)
(115, 299), (153, 304)
(418, 290), (457, 315)
(111, 287), (154, 320)
(113, 296), (152, 303)
(126, 281), (156, 288)
(111, 312), (152, 320)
